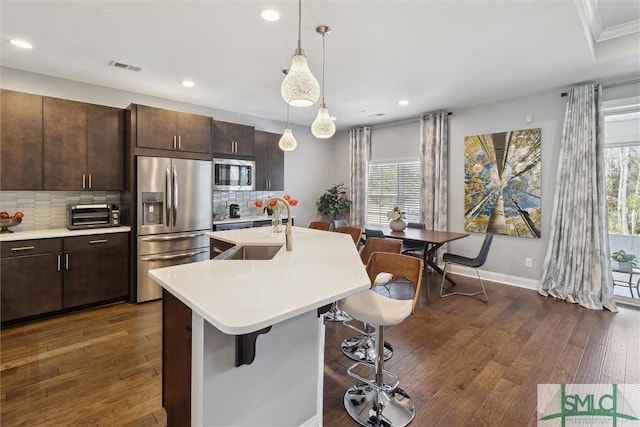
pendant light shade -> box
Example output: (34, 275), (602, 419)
(311, 25), (336, 139)
(311, 105), (335, 139)
(279, 103), (297, 151)
(279, 128), (298, 151)
(281, 0), (319, 107)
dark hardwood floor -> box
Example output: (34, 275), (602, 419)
(1, 273), (638, 426)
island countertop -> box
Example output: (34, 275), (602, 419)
(149, 226), (369, 335)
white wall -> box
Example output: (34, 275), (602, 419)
(0, 66), (333, 227)
(332, 90), (566, 285)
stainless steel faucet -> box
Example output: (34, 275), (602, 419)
(265, 197), (293, 251)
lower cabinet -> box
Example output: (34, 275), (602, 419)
(1, 239), (63, 322)
(0, 232), (129, 325)
(162, 289), (192, 427)
(63, 234), (129, 309)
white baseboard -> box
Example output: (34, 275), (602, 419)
(447, 264), (540, 291)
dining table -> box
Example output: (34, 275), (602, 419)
(364, 224), (469, 300)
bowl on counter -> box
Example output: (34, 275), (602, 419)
(0, 216), (22, 233)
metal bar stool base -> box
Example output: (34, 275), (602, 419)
(344, 383), (415, 427)
(323, 301), (352, 322)
(341, 335), (393, 362)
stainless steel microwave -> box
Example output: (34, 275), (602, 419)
(213, 158), (255, 191)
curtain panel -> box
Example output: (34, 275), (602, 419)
(349, 127), (371, 227)
(540, 84), (616, 312)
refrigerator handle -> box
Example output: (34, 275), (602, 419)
(165, 165), (172, 227)
(173, 165), (178, 227)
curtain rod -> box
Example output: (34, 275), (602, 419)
(560, 78), (640, 97)
(369, 111), (452, 130)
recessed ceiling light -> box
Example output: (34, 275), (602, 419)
(398, 99), (409, 106)
(9, 39), (32, 49)
(261, 9), (280, 21)
(181, 80), (195, 88)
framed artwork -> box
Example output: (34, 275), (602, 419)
(464, 128), (541, 238)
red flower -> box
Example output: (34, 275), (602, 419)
(289, 199), (299, 206)
(254, 200), (263, 208)
(268, 199), (279, 208)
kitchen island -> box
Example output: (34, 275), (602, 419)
(149, 226), (369, 426)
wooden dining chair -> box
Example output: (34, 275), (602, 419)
(336, 226), (362, 245)
(308, 221), (331, 231)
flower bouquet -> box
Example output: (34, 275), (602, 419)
(386, 206), (407, 231)
(254, 195), (298, 232)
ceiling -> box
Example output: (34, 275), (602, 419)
(1, 0), (639, 130)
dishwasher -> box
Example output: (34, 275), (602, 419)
(210, 221), (254, 258)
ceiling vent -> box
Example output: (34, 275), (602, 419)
(108, 60), (142, 72)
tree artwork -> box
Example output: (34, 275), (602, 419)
(464, 128), (541, 238)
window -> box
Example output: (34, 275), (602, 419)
(604, 102), (640, 236)
(367, 160), (421, 225)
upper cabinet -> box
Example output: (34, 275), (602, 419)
(254, 131), (284, 191)
(43, 98), (124, 191)
(0, 90), (124, 191)
(135, 105), (212, 156)
(0, 90), (44, 190)
(213, 120), (255, 156)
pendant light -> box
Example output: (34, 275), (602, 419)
(311, 25), (336, 139)
(281, 0), (320, 107)
(279, 104), (298, 151)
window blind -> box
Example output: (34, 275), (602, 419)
(367, 161), (421, 225)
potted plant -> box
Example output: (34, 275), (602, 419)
(316, 182), (351, 222)
(611, 249), (637, 272)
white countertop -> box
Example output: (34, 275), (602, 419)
(149, 226), (370, 335)
(0, 226), (131, 241)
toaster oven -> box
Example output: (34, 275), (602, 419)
(67, 204), (120, 230)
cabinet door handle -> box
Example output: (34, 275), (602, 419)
(11, 246), (35, 251)
(178, 135), (182, 149)
(89, 239), (108, 244)
(82, 174), (86, 189)
(88, 174), (92, 189)
(173, 135), (177, 149)
(230, 141), (234, 153)
(57, 255), (61, 272)
(65, 253), (69, 270)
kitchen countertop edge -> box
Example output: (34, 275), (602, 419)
(0, 226), (132, 241)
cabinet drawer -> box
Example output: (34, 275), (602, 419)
(64, 233), (129, 251)
(1, 238), (62, 258)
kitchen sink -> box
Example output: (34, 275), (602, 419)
(215, 245), (283, 260)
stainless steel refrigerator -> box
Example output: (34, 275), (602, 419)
(136, 156), (212, 302)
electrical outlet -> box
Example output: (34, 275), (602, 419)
(525, 257), (533, 268)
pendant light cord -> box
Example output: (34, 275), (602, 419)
(297, 0), (302, 51)
(321, 33), (325, 105)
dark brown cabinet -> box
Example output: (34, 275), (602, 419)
(63, 233), (129, 309)
(0, 90), (44, 190)
(254, 131), (284, 191)
(44, 98), (124, 191)
(162, 289), (192, 427)
(135, 104), (212, 155)
(0, 233), (129, 325)
(0, 239), (63, 323)
(213, 120), (255, 156)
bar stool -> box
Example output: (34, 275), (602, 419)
(341, 252), (423, 427)
(324, 226), (363, 322)
(341, 238), (402, 362)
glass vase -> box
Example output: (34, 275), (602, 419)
(272, 209), (282, 233)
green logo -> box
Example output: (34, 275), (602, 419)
(538, 384), (639, 426)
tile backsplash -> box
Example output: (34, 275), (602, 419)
(0, 191), (121, 232)
(213, 191), (282, 219)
